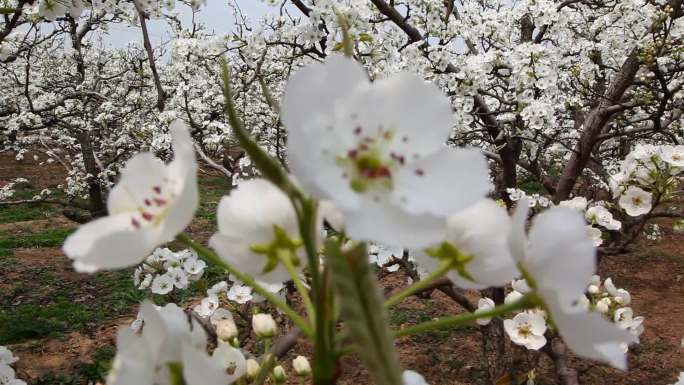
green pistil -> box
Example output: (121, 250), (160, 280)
(425, 242), (475, 281)
(249, 225), (303, 274)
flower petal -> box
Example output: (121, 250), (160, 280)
(344, 198), (446, 248)
(63, 214), (159, 272)
(392, 148), (491, 216)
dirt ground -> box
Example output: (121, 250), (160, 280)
(0, 151), (682, 385)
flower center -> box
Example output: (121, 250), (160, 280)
(631, 197), (642, 206)
(127, 179), (177, 230)
(336, 125), (410, 193)
(518, 324), (533, 338)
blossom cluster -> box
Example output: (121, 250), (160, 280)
(0, 346), (25, 385)
(133, 247), (206, 296)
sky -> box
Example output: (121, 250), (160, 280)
(101, 1), (273, 49)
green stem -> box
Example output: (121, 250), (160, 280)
(281, 250), (316, 323)
(176, 233), (313, 338)
(393, 294), (538, 338)
(384, 260), (452, 308)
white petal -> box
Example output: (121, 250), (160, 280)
(527, 207), (595, 310)
(392, 148), (491, 216)
(550, 302), (637, 370)
(182, 346), (231, 385)
(402, 370), (429, 385)
(344, 198), (446, 248)
(525, 334), (547, 350)
(63, 214), (159, 272)
(107, 153), (166, 213)
(509, 200), (530, 263)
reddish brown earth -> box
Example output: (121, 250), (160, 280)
(1, 151), (682, 384)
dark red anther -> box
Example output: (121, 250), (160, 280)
(144, 199), (151, 206)
(153, 186), (161, 194)
(360, 143), (369, 151)
(131, 218), (141, 229)
(153, 198), (168, 206)
(377, 167), (392, 178)
(141, 212), (154, 221)
(347, 149), (358, 159)
(354, 126), (362, 135)
(415, 169), (425, 176)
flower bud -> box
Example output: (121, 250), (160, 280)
(596, 297), (611, 313)
(292, 355), (311, 377)
(252, 313), (277, 338)
(246, 358), (260, 381)
(587, 284), (599, 294)
(272, 365), (287, 384)
(216, 318), (238, 342)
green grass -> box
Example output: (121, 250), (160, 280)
(0, 228), (74, 256)
(0, 297), (106, 344)
(196, 176), (232, 223)
(0, 189), (64, 224)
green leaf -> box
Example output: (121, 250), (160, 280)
(358, 33), (374, 42)
(326, 240), (403, 385)
(0, 7), (18, 15)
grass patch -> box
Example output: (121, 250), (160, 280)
(0, 297), (105, 344)
(35, 345), (116, 385)
(196, 176), (232, 223)
(0, 228), (74, 254)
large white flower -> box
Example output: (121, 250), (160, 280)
(586, 206), (621, 231)
(209, 178), (314, 284)
(107, 302), (240, 385)
(504, 312), (547, 350)
(618, 186), (652, 217)
(414, 199), (519, 289)
(63, 121), (198, 272)
(0, 363), (26, 385)
(281, 55), (491, 248)
(510, 201), (637, 369)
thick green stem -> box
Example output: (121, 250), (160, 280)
(384, 260), (452, 308)
(393, 294), (538, 338)
(176, 233), (313, 338)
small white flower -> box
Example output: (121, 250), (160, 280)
(64, 121), (198, 272)
(39, 0), (67, 21)
(402, 370), (429, 385)
(586, 206), (621, 231)
(0, 347), (18, 365)
(227, 284), (253, 304)
(151, 274), (174, 295)
(605, 278), (631, 305)
(619, 186), (652, 217)
(167, 267), (189, 289)
(507, 188), (526, 202)
(183, 257), (206, 276)
(558, 196), (588, 211)
(246, 359), (260, 381)
(661, 145), (684, 167)
(282, 55), (491, 248)
(208, 281), (228, 297)
(475, 297), (495, 325)
(504, 312), (547, 350)
(216, 319), (238, 342)
(194, 296), (219, 317)
(210, 308), (234, 327)
(511, 279), (531, 294)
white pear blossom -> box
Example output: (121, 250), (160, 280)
(504, 312), (547, 350)
(510, 201), (637, 369)
(587, 226), (604, 247)
(475, 297), (495, 325)
(39, 0), (67, 21)
(619, 186), (652, 217)
(282, 55), (491, 248)
(505, 290), (524, 305)
(604, 278), (631, 305)
(209, 179), (309, 284)
(0, 348), (17, 365)
(0, 363), (26, 385)
(558, 196), (588, 211)
(63, 121), (198, 272)
(414, 199), (519, 289)
(227, 284), (253, 304)
(586, 206), (621, 231)
(107, 302), (235, 385)
(661, 145), (684, 167)
(151, 274), (174, 295)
